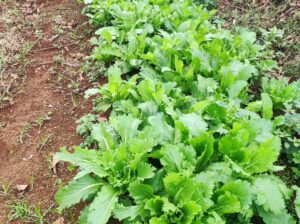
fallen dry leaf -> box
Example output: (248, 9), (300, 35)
(52, 155), (59, 174)
(15, 184), (28, 192)
(53, 217), (64, 224)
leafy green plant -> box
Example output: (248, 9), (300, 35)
(262, 77), (298, 110)
(262, 77), (300, 179)
(0, 182), (11, 197)
(56, 0), (299, 223)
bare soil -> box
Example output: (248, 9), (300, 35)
(0, 0), (94, 223)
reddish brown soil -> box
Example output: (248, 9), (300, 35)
(0, 0), (94, 223)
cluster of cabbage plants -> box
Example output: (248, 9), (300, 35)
(55, 0), (300, 223)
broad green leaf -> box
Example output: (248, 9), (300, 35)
(129, 181), (153, 202)
(258, 207), (296, 224)
(78, 206), (89, 224)
(293, 186), (300, 219)
(148, 114), (174, 143)
(91, 122), (115, 150)
(139, 101), (158, 116)
(150, 217), (168, 224)
(88, 186), (118, 224)
(84, 88), (100, 99)
(205, 212), (226, 224)
(137, 162), (155, 180)
(181, 201), (202, 223)
(239, 29), (256, 44)
(217, 180), (251, 210)
(260, 60), (278, 71)
(145, 196), (165, 216)
(215, 191), (241, 214)
(204, 103), (227, 125)
(244, 137), (280, 173)
(179, 113), (207, 137)
(218, 132), (248, 163)
(262, 93), (273, 119)
(160, 144), (184, 172)
(253, 176), (285, 214)
(164, 173), (194, 203)
(111, 115), (141, 143)
(113, 205), (141, 221)
(55, 147), (106, 178)
(56, 175), (101, 211)
(150, 169), (165, 193)
(228, 80), (248, 99)
(191, 132), (214, 172)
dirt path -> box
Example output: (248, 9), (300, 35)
(0, 0), (92, 222)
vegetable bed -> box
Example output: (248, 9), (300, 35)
(55, 0), (300, 223)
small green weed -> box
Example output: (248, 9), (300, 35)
(0, 182), (11, 197)
(35, 112), (52, 129)
(18, 123), (31, 143)
(7, 201), (53, 224)
(37, 134), (53, 151)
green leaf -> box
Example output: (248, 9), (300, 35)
(215, 191), (241, 214)
(55, 175), (101, 212)
(164, 173), (194, 204)
(205, 212), (226, 224)
(139, 101), (158, 116)
(113, 204), (141, 221)
(181, 201), (202, 224)
(293, 186), (300, 219)
(257, 207), (296, 224)
(150, 217), (168, 224)
(91, 122), (115, 150)
(84, 88), (100, 99)
(204, 103), (227, 125)
(239, 29), (256, 44)
(148, 114), (174, 143)
(150, 170), (165, 193)
(228, 80), (248, 99)
(191, 132), (215, 172)
(260, 60), (278, 71)
(253, 176), (286, 214)
(161, 144), (184, 173)
(145, 196), (165, 217)
(179, 113), (207, 137)
(78, 206), (89, 224)
(262, 77), (297, 109)
(244, 137), (280, 173)
(175, 55), (184, 73)
(217, 180), (252, 210)
(137, 162), (155, 180)
(111, 115), (141, 143)
(55, 147), (107, 178)
(218, 132), (247, 163)
(129, 181), (153, 202)
(88, 186), (118, 224)
(262, 93), (273, 119)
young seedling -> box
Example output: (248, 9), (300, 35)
(35, 112), (52, 129)
(70, 93), (78, 108)
(53, 54), (65, 65)
(0, 182), (11, 197)
(18, 123), (31, 143)
(7, 201), (28, 221)
(37, 134), (53, 150)
(15, 42), (33, 61)
(28, 175), (35, 190)
(7, 200), (53, 223)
